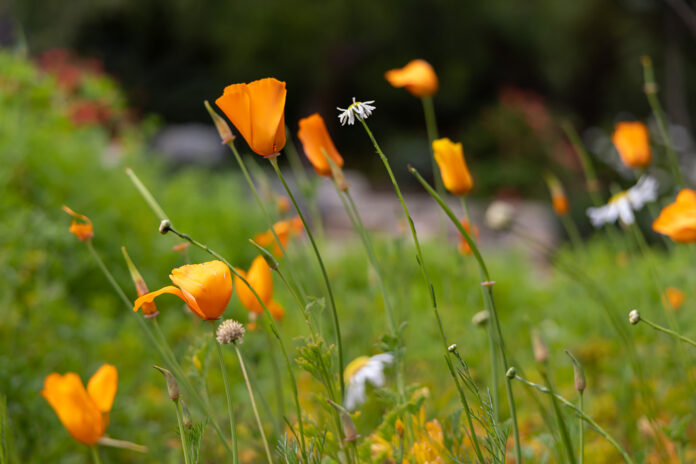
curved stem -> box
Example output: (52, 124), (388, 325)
(211, 322), (239, 464)
(268, 156), (345, 400)
(234, 344), (274, 464)
(639, 316), (696, 348)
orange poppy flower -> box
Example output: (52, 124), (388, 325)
(385, 59), (439, 98)
(458, 220), (479, 255)
(268, 300), (285, 321)
(235, 256), (273, 315)
(545, 174), (569, 216)
(662, 287), (686, 311)
(653, 189), (696, 242)
(62, 205), (94, 241)
(276, 196), (291, 214)
(254, 216), (303, 257)
(133, 260), (233, 320)
(612, 121), (652, 168)
(298, 113), (344, 176)
(215, 78), (287, 156)
(432, 138), (473, 195)
(42, 364), (117, 445)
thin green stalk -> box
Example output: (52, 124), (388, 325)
(211, 322), (239, 464)
(90, 446), (102, 464)
(175, 399), (192, 464)
(461, 197), (500, 420)
(409, 165), (522, 463)
(637, 315), (696, 348)
(641, 56), (685, 188)
(234, 344), (274, 464)
(86, 242), (235, 458)
(268, 155), (345, 400)
(125, 168), (168, 222)
(223, 141), (305, 300)
(514, 375), (635, 464)
(579, 392), (584, 464)
(445, 355), (487, 464)
(263, 323), (285, 429)
(540, 369), (576, 464)
(560, 214), (584, 252)
(421, 96), (443, 193)
(358, 119), (449, 351)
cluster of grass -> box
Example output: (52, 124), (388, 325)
(2, 48), (696, 463)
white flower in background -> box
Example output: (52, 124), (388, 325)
(337, 98), (376, 126)
(586, 176), (659, 227)
(343, 353), (393, 410)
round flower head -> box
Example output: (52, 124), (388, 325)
(385, 59), (439, 98)
(432, 138), (473, 195)
(235, 255), (273, 315)
(586, 176), (658, 227)
(41, 364), (117, 445)
(133, 260), (233, 320)
(343, 353), (393, 410)
(612, 121), (652, 168)
(216, 319), (246, 345)
(216, 78), (287, 156)
(298, 113), (344, 176)
(652, 188), (696, 243)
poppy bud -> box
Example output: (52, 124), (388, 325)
(204, 100), (235, 144)
(153, 366), (180, 400)
(532, 330), (549, 364)
(564, 349), (586, 392)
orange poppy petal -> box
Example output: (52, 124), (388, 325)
(133, 286), (185, 312)
(216, 84), (252, 146)
(86, 364), (118, 413)
(298, 113), (344, 176)
(247, 78), (287, 155)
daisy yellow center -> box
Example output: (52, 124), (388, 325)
(344, 356), (370, 382)
(608, 191), (627, 204)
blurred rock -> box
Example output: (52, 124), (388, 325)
(153, 124), (226, 165)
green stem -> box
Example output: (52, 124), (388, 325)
(409, 165), (522, 462)
(540, 369), (576, 464)
(268, 156), (345, 401)
(234, 344), (274, 464)
(579, 392), (584, 464)
(638, 316), (696, 348)
(263, 323), (285, 431)
(641, 56), (685, 189)
(175, 399), (192, 464)
(211, 322), (239, 464)
(90, 446), (102, 464)
(514, 375), (635, 464)
(125, 168), (168, 221)
(560, 214), (584, 252)
(358, 119), (449, 351)
(421, 95), (446, 236)
(461, 197), (500, 420)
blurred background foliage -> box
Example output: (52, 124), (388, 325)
(9, 0), (696, 195)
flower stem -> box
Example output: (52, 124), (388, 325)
(540, 368), (576, 464)
(579, 392), (584, 464)
(560, 214), (584, 252)
(124, 168), (168, 221)
(90, 446), (102, 464)
(409, 165), (522, 463)
(268, 155), (345, 400)
(637, 315), (696, 348)
(210, 321), (239, 464)
(514, 375), (635, 464)
(175, 399), (192, 464)
(358, 119), (449, 351)
(641, 56), (685, 189)
(234, 344), (274, 464)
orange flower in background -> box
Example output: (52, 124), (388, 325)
(662, 287), (685, 311)
(215, 78), (287, 156)
(458, 220), (479, 255)
(612, 121), (652, 168)
(254, 216), (304, 257)
(432, 138), (473, 195)
(268, 300), (285, 321)
(62, 205), (94, 241)
(122, 247), (158, 317)
(298, 113), (344, 176)
(235, 256), (273, 315)
(276, 196), (291, 214)
(545, 174), (569, 216)
(385, 59), (439, 98)
(653, 189), (696, 243)
(133, 260), (233, 320)
(42, 364), (117, 445)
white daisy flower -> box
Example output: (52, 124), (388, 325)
(343, 353), (393, 410)
(586, 176), (658, 227)
(337, 98), (376, 126)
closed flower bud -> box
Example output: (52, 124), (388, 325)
(432, 138), (473, 196)
(448, 344), (457, 353)
(204, 100), (235, 144)
(564, 349), (586, 392)
(327, 400), (360, 442)
(180, 399), (193, 427)
(153, 365), (180, 400)
(159, 219), (171, 235)
(395, 419), (405, 437)
(545, 173), (569, 216)
(506, 367), (517, 379)
(531, 330), (549, 364)
(629, 309), (641, 325)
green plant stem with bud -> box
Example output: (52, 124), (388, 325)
(513, 375), (635, 464)
(635, 314), (696, 348)
(125, 168), (308, 461)
(175, 399), (192, 464)
(234, 343), (274, 464)
(210, 321), (239, 464)
(409, 165), (522, 463)
(268, 155), (346, 401)
(641, 56), (685, 189)
(461, 196), (500, 419)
